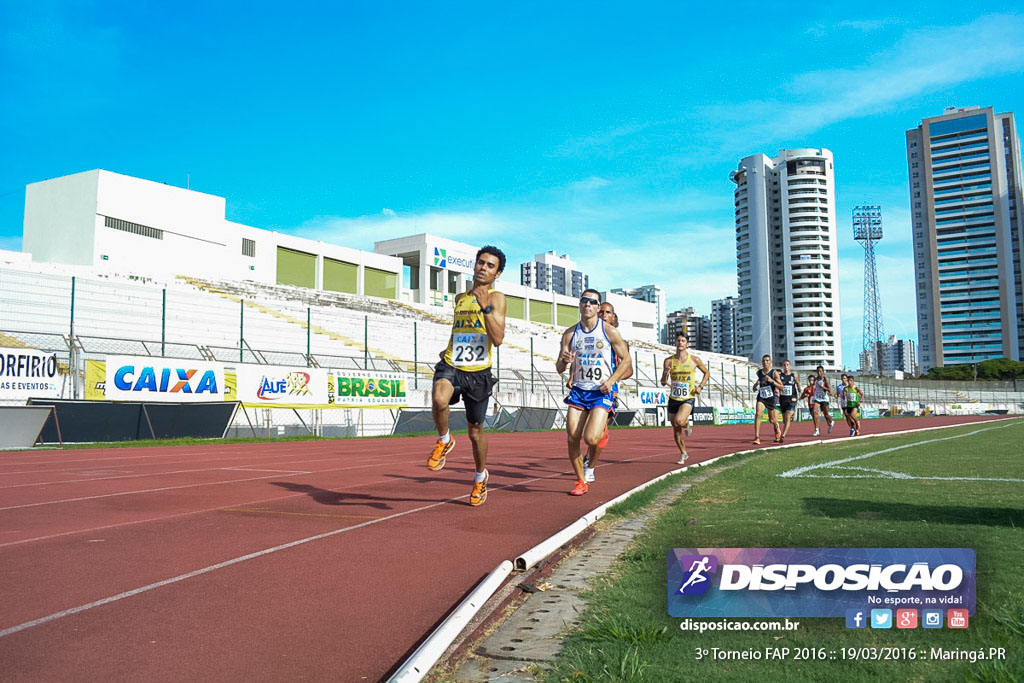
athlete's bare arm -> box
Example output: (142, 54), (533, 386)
(692, 355), (710, 395)
(473, 289), (506, 347)
(660, 356), (673, 386)
(618, 341), (633, 381)
(555, 326), (576, 375)
(768, 369), (784, 389)
(598, 325), (632, 393)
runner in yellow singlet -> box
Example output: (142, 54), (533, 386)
(426, 246), (507, 507)
(660, 332), (709, 464)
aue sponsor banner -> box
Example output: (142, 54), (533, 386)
(329, 370), (408, 408)
(104, 356), (225, 403)
(0, 347), (63, 400)
(236, 366), (330, 408)
(667, 548), (975, 618)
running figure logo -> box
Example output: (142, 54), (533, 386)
(677, 554), (718, 595)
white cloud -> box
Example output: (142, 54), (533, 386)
(721, 14), (1024, 147)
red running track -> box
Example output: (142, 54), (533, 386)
(0, 415), (1003, 681)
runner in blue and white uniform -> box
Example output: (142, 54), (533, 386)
(556, 289), (632, 496)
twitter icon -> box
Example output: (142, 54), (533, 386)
(870, 609), (892, 629)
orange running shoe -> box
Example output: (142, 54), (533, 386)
(752, 438), (761, 445)
(470, 470), (488, 507)
(570, 480), (589, 496)
(427, 437), (456, 471)
(597, 425), (609, 449)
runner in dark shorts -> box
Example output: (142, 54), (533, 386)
(752, 354), (783, 445)
(777, 360), (800, 439)
(426, 246), (508, 507)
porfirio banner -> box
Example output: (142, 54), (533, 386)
(0, 347), (63, 400)
(235, 365), (330, 408)
(104, 356), (226, 403)
(328, 369), (408, 408)
(667, 548), (976, 618)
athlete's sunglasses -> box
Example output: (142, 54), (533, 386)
(579, 297), (600, 306)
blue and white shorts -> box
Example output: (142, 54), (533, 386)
(565, 385), (616, 413)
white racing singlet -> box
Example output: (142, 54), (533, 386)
(813, 378), (828, 402)
(569, 319), (615, 392)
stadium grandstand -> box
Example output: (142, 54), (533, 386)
(0, 256), (768, 437)
(2, 256), (1021, 440)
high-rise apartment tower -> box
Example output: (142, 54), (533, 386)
(730, 148), (843, 370)
(906, 106), (1024, 371)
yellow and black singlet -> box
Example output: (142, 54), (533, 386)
(667, 354), (696, 402)
(443, 291), (494, 372)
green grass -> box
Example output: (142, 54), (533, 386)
(548, 419), (1024, 682)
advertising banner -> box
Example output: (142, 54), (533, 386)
(638, 387), (669, 407)
(0, 346), (64, 401)
(236, 365), (330, 408)
(103, 356), (226, 403)
(329, 369), (408, 408)
(668, 548), (975, 618)
(88, 360), (235, 402)
(715, 407), (756, 425)
(691, 406), (715, 425)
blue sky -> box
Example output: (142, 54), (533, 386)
(2, 2), (1023, 366)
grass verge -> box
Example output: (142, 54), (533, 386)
(548, 419), (1024, 682)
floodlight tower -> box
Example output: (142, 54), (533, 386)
(853, 205), (884, 374)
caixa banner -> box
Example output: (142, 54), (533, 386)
(104, 356), (225, 403)
(667, 548), (975, 617)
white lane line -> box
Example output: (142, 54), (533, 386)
(796, 473), (1024, 482)
(221, 468), (313, 474)
(777, 421), (1018, 479)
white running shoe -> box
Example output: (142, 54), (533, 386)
(813, 429), (820, 437)
(584, 467), (595, 483)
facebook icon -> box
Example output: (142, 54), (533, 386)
(845, 609), (867, 629)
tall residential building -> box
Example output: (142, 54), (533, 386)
(711, 296), (739, 355)
(611, 285), (666, 343)
(906, 106), (1024, 371)
(520, 251), (589, 297)
(665, 307), (711, 351)
(730, 149), (843, 370)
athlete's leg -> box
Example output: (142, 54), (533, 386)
(781, 408), (793, 437)
(566, 406), (588, 481)
(769, 407), (781, 441)
(432, 378), (455, 436)
(582, 408), (609, 451)
(466, 422), (487, 472)
(754, 402), (765, 441)
(809, 402), (820, 434)
(673, 402), (694, 458)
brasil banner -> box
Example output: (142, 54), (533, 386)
(328, 369), (408, 408)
